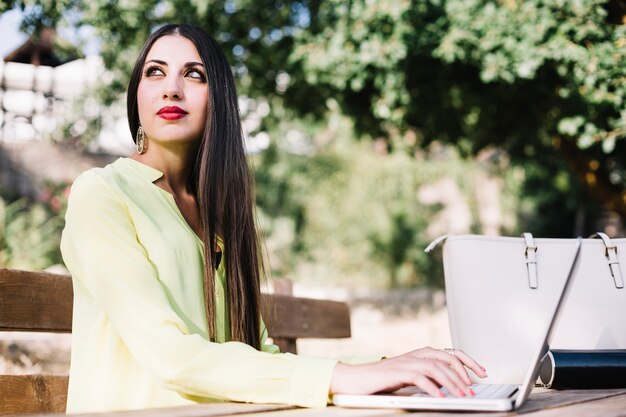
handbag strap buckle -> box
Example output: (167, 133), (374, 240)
(591, 232), (624, 289)
(523, 233), (538, 289)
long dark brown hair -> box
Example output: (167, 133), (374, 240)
(127, 24), (262, 349)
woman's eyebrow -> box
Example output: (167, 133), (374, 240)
(144, 60), (204, 67)
(145, 59), (167, 66)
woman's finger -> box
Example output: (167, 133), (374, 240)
(419, 360), (472, 397)
(412, 374), (444, 398)
(413, 348), (474, 385)
(423, 349), (473, 385)
(419, 347), (487, 381)
(452, 349), (488, 378)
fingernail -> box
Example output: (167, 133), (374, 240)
(457, 389), (464, 397)
(469, 389), (476, 396)
(438, 391), (445, 398)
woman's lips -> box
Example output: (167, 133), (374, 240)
(157, 106), (188, 120)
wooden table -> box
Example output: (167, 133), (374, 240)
(40, 388), (625, 417)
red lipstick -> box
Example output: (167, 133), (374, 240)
(157, 106), (188, 120)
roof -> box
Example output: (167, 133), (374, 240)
(3, 27), (83, 67)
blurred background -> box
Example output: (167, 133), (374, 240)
(0, 0), (625, 373)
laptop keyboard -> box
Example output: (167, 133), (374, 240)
(439, 384), (518, 399)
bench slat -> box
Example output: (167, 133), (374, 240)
(0, 268), (351, 340)
(0, 269), (73, 333)
(261, 294), (351, 339)
(0, 268), (351, 414)
(0, 375), (68, 414)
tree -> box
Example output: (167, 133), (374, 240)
(1, 0), (323, 107)
(3, 0), (625, 233)
(291, 0), (626, 231)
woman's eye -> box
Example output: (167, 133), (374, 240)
(186, 69), (206, 81)
(144, 66), (164, 77)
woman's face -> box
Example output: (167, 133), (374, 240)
(137, 35), (208, 148)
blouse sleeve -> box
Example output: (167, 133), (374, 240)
(60, 171), (337, 407)
(260, 319), (280, 354)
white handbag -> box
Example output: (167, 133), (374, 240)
(426, 233), (626, 384)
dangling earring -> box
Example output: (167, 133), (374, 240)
(136, 125), (146, 154)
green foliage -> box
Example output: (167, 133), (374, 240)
(431, 0), (626, 151)
(1, 0), (79, 34)
(5, 0), (624, 225)
(254, 116), (517, 288)
(293, 0), (626, 228)
(58, 0), (320, 111)
(3, 0), (625, 284)
(0, 195), (65, 270)
(292, 0), (625, 150)
(516, 157), (587, 236)
(255, 139), (432, 288)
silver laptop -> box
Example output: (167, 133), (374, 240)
(332, 238), (582, 412)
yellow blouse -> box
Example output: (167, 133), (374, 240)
(60, 157), (338, 413)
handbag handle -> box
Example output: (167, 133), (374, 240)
(425, 233), (541, 289)
(425, 232), (625, 289)
(424, 233), (539, 289)
(590, 232), (624, 289)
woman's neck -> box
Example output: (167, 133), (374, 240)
(131, 146), (196, 197)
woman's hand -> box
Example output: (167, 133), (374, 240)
(329, 347), (487, 398)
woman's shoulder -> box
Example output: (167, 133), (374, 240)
(69, 157), (163, 208)
(72, 158), (121, 188)
(69, 158), (131, 198)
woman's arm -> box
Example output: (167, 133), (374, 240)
(330, 347), (487, 398)
(62, 170), (485, 406)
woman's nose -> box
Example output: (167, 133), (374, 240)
(163, 77), (184, 100)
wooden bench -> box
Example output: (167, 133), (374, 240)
(0, 268), (351, 415)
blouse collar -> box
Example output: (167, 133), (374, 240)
(116, 157), (225, 252)
(116, 157), (164, 183)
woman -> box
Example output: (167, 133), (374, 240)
(61, 24), (486, 413)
